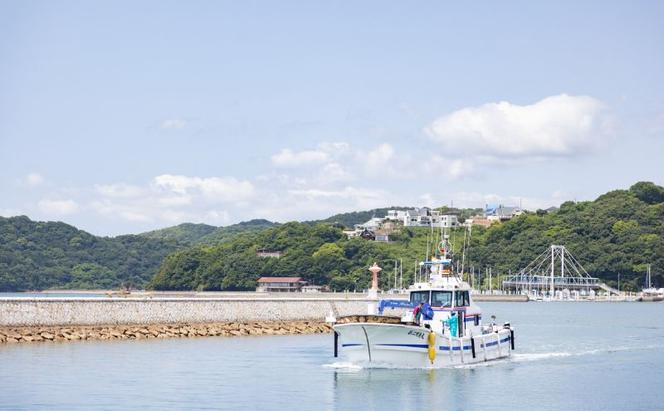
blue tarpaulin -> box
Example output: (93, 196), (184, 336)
(378, 299), (414, 314)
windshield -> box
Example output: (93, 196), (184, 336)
(430, 291), (453, 307)
(455, 290), (470, 306)
(409, 291), (430, 305)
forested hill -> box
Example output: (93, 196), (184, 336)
(139, 223), (217, 244)
(150, 182), (663, 292)
(0, 216), (183, 291)
(138, 219), (276, 245)
(1, 182), (661, 292)
(0, 217), (276, 291)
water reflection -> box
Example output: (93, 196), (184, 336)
(333, 366), (484, 411)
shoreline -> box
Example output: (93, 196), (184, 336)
(0, 290), (531, 302)
(0, 315), (402, 344)
(0, 321), (333, 344)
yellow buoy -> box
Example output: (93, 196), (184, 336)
(427, 331), (436, 364)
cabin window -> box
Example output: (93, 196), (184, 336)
(409, 291), (430, 305)
(455, 291), (470, 307)
(430, 291), (452, 307)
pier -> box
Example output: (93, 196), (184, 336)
(502, 245), (629, 300)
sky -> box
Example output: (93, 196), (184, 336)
(1, 0), (662, 236)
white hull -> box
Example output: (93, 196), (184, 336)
(334, 323), (513, 367)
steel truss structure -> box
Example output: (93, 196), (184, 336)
(502, 245), (600, 294)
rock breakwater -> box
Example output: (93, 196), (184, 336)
(0, 321), (332, 344)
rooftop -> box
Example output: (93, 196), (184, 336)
(257, 277), (304, 283)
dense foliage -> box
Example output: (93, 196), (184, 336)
(0, 216), (183, 291)
(1, 182), (661, 292)
(466, 183), (663, 291)
(151, 182), (662, 292)
(139, 219), (276, 245)
(139, 223), (218, 244)
(0, 217), (275, 291)
(195, 219), (277, 245)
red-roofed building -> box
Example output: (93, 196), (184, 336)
(256, 277), (307, 292)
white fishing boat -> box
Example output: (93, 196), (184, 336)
(331, 234), (515, 367)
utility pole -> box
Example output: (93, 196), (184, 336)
(399, 259), (403, 290)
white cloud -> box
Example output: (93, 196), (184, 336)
(271, 148), (329, 167)
(161, 119), (187, 129)
(153, 174), (255, 201)
(318, 142), (351, 155)
(94, 183), (145, 198)
(38, 199), (79, 215)
(25, 173), (44, 187)
(426, 94), (609, 158)
(247, 185), (394, 222)
(365, 143), (395, 169)
(424, 156), (476, 180)
(318, 162), (352, 184)
(204, 210), (231, 224)
(87, 174), (256, 226)
(288, 187), (379, 200)
(0, 208), (22, 217)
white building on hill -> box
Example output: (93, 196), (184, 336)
(485, 205), (523, 222)
(396, 208), (459, 228)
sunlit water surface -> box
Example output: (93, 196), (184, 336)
(0, 302), (661, 411)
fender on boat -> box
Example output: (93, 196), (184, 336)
(427, 332), (436, 364)
(334, 331), (339, 357)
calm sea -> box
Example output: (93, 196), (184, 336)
(0, 302), (661, 411)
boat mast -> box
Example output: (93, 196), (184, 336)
(647, 264), (651, 288)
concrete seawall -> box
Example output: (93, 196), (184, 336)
(0, 298), (373, 327)
(0, 294), (526, 344)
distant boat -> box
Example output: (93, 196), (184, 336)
(639, 265), (662, 302)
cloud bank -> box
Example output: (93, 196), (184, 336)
(16, 95), (613, 233)
(426, 94), (610, 160)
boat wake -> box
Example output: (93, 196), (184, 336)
(323, 361), (364, 371)
(324, 344), (663, 370)
(323, 361), (436, 370)
(510, 352), (572, 362)
(510, 343), (662, 363)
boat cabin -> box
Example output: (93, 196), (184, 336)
(408, 289), (471, 308)
(406, 287), (480, 337)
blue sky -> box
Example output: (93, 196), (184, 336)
(1, 0), (662, 235)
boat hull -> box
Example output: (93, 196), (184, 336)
(333, 323), (513, 367)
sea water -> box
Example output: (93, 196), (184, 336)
(0, 302), (661, 411)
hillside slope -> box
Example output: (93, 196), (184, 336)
(0, 216), (183, 291)
(150, 182), (663, 292)
(139, 223), (218, 244)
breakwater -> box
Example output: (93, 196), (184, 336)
(0, 294), (527, 344)
(0, 321), (332, 344)
(0, 297), (376, 344)
(0, 297), (372, 327)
